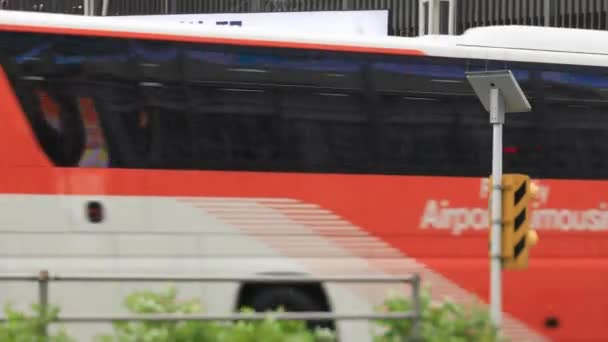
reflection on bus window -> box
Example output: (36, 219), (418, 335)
(33, 89), (108, 168)
(77, 97), (109, 168)
(36, 89), (61, 131)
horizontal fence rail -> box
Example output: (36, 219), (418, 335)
(0, 272), (420, 283)
(0, 270), (422, 340)
(46, 311), (418, 323)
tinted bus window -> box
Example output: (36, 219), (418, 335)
(2, 31), (608, 179)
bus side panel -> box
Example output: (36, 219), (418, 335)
(12, 169), (599, 342)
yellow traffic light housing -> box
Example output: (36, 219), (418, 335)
(488, 174), (539, 270)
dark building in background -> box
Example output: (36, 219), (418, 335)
(2, 0), (608, 36)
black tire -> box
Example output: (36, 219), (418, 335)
(247, 286), (334, 331)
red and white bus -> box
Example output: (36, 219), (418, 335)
(0, 10), (607, 342)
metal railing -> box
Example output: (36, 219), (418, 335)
(0, 270), (422, 340)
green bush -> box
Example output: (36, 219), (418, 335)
(94, 285), (337, 342)
(0, 303), (74, 342)
(0, 284), (505, 342)
(374, 286), (505, 342)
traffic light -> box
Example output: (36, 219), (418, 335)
(488, 174), (539, 270)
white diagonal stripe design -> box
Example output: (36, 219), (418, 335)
(179, 197), (550, 342)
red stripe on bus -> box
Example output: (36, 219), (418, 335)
(0, 23), (426, 56)
(0, 66), (51, 168)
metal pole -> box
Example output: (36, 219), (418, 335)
(38, 270), (49, 338)
(448, 0), (456, 35)
(544, 0), (551, 26)
(102, 0), (109, 16)
(428, 0), (436, 34)
(418, 0), (426, 36)
(489, 86), (505, 329)
(410, 273), (421, 341)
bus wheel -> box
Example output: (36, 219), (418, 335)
(239, 285), (334, 331)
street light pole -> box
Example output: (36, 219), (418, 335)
(489, 86), (505, 326)
(465, 70), (531, 331)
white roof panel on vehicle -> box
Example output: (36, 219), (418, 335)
(457, 25), (608, 56)
(1, 10), (608, 66)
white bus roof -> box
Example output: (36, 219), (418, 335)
(1, 10), (608, 67)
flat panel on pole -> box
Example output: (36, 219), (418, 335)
(465, 70), (532, 113)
